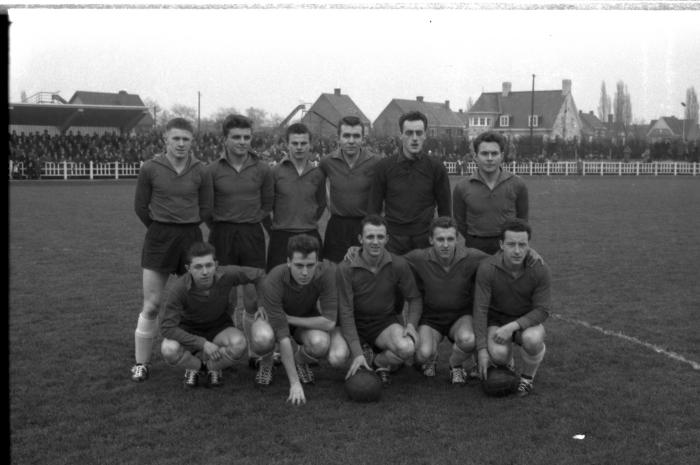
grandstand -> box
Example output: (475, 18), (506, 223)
(9, 90), (153, 136)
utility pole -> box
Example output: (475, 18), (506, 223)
(530, 74), (536, 157)
(197, 91), (201, 133)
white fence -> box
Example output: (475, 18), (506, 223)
(8, 160), (700, 180)
(444, 161), (699, 176)
(9, 160), (143, 180)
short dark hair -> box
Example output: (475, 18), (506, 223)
(399, 111), (428, 133)
(360, 214), (388, 235)
(429, 216), (458, 237)
(500, 219), (532, 241)
(287, 234), (320, 259)
(286, 123), (312, 143)
(337, 116), (364, 136)
(165, 117), (194, 134)
(222, 114), (252, 136)
(186, 241), (216, 264)
(473, 131), (507, 154)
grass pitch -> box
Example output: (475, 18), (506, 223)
(9, 176), (700, 465)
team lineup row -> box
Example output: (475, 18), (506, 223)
(129, 111), (547, 405)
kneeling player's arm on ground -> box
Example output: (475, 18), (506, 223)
(336, 264), (363, 359)
(473, 263), (494, 352)
(279, 337), (305, 404)
(515, 265), (551, 330)
(159, 287), (207, 351)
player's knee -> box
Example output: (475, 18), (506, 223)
(161, 340), (183, 365)
(415, 343), (434, 364)
(250, 320), (275, 354)
(521, 327), (545, 353)
(489, 344), (511, 366)
(394, 337), (416, 360)
(305, 333), (330, 358)
(454, 331), (475, 353)
(224, 334), (248, 358)
(140, 302), (159, 320)
(327, 346), (350, 368)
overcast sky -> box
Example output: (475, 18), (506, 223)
(7, 2), (700, 124)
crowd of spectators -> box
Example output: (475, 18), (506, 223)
(9, 128), (700, 177)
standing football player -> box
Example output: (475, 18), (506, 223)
(473, 219), (550, 397)
(319, 115), (379, 263)
(159, 242), (273, 388)
(266, 123), (326, 272)
(336, 215), (421, 386)
(131, 117), (212, 382)
(453, 131), (529, 255)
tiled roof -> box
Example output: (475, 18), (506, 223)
(391, 99), (464, 127)
(68, 91), (145, 106)
(312, 93), (371, 125)
(469, 90), (567, 129)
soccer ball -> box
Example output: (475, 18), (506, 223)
(345, 368), (383, 402)
(481, 365), (519, 397)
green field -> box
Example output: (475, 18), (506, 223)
(9, 176), (700, 465)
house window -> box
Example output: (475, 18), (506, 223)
(500, 115), (510, 127)
(469, 117), (491, 127)
(528, 115), (539, 127)
(429, 128), (436, 137)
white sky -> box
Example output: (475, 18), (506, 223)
(7, 2), (700, 123)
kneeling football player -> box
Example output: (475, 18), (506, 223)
(474, 219), (550, 397)
(159, 242), (270, 388)
(335, 215), (421, 386)
(256, 234), (342, 405)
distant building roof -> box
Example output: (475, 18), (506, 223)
(304, 88), (371, 126)
(469, 88), (567, 130)
(578, 111), (606, 132)
(69, 90), (145, 107)
(390, 97), (464, 128)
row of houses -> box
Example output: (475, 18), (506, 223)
(10, 83), (700, 144)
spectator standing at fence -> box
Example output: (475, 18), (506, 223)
(207, 114), (272, 315)
(452, 131), (528, 255)
(368, 111), (452, 256)
(319, 116), (379, 263)
(130, 117), (212, 382)
(267, 123), (326, 271)
(474, 219), (549, 397)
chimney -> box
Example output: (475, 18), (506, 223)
(416, 96), (424, 102)
(608, 114), (613, 124)
(334, 88), (341, 95)
(589, 111), (594, 115)
(502, 82), (511, 97)
(562, 79), (572, 96)
(444, 100), (450, 109)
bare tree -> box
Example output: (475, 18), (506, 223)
(211, 106), (241, 127)
(685, 86), (699, 124)
(245, 107), (268, 129)
(597, 81), (611, 122)
(466, 96), (474, 112)
(20, 90), (28, 102)
(613, 80), (632, 127)
(170, 104), (197, 121)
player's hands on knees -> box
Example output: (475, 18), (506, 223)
(287, 383), (306, 405)
(492, 325), (516, 345)
(346, 355), (371, 379)
(477, 349), (491, 380)
(526, 248), (544, 267)
(203, 341), (222, 361)
(254, 306), (269, 321)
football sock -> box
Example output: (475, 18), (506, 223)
(448, 345), (470, 368)
(207, 357), (233, 371)
(520, 343), (546, 379)
(134, 314), (158, 364)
